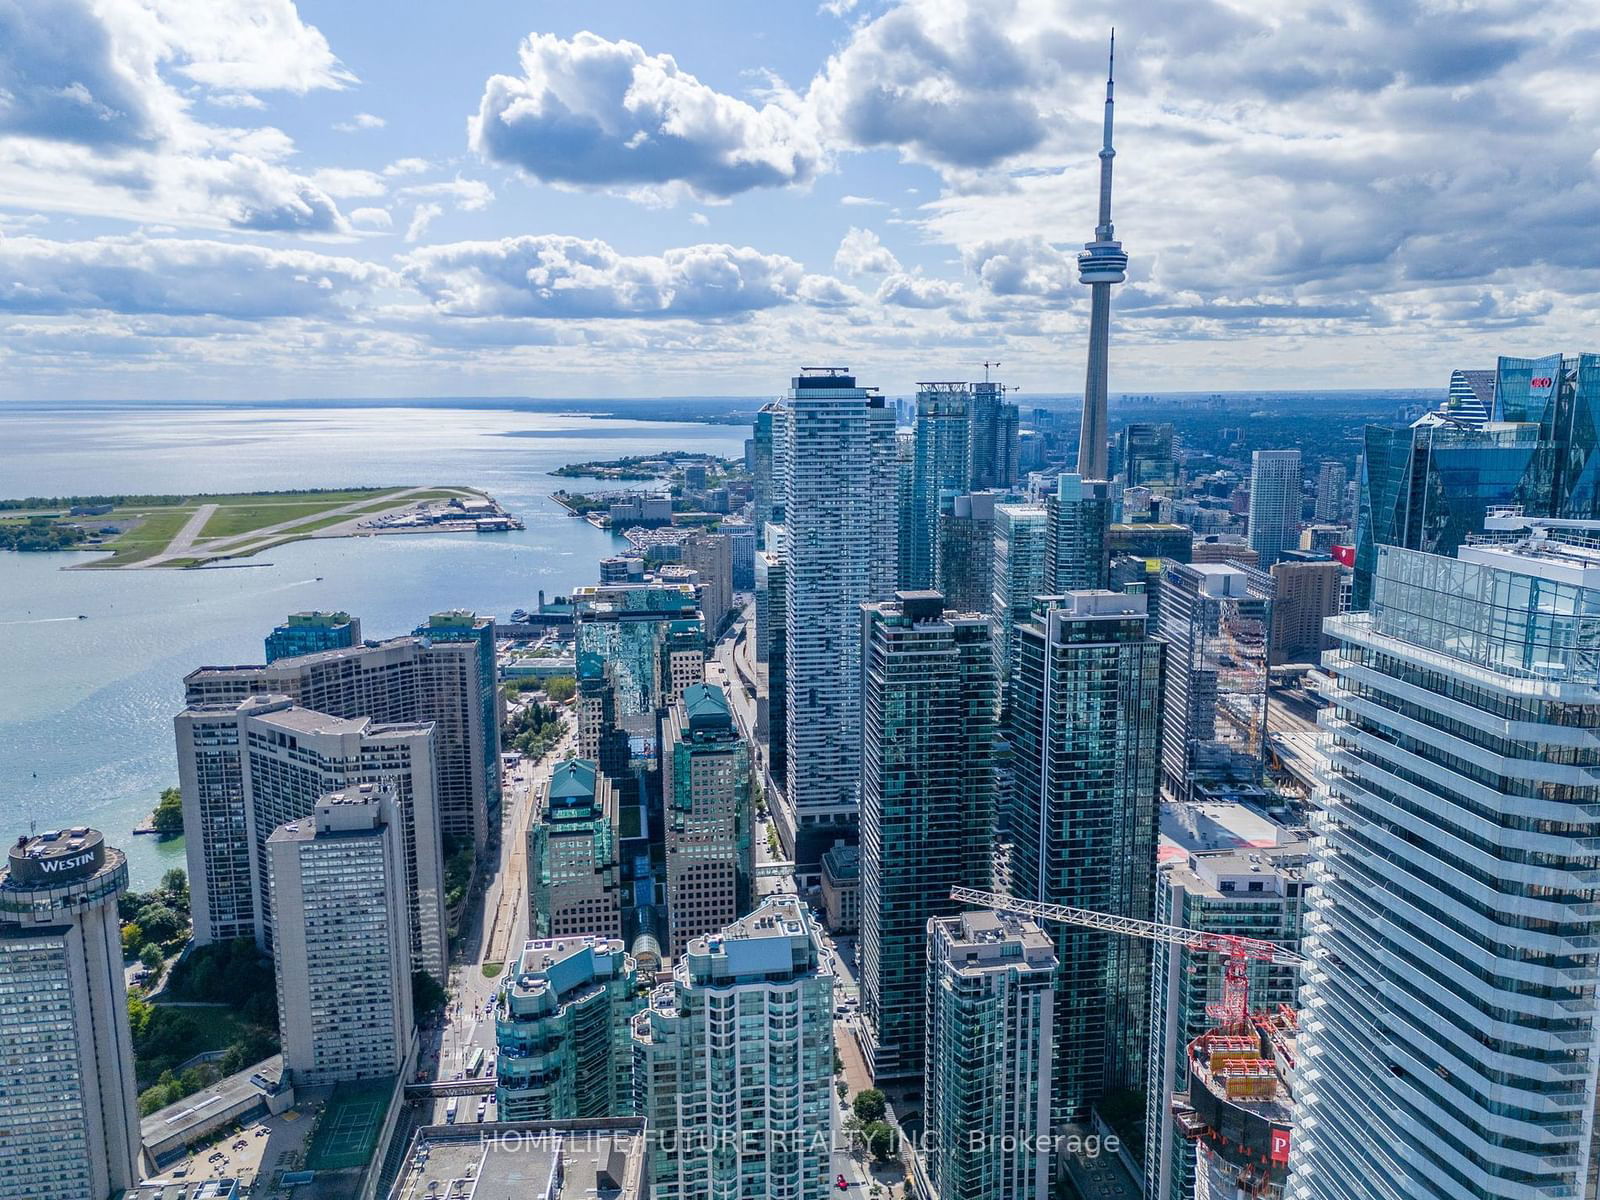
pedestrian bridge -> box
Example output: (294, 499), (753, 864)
(753, 861), (795, 878)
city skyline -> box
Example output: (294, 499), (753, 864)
(4, 2), (1597, 403)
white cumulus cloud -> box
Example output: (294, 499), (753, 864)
(469, 31), (822, 200)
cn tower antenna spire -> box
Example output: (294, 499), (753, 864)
(1076, 27), (1127, 482)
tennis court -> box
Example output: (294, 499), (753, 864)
(306, 1079), (392, 1171)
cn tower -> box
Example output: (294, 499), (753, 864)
(1075, 30), (1127, 482)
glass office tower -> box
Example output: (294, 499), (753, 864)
(1007, 591), (1163, 1121)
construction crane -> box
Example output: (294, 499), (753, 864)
(949, 887), (1308, 1028)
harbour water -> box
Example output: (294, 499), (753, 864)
(0, 403), (748, 886)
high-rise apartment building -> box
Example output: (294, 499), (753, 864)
(758, 547), (788, 789)
(679, 533), (733, 640)
(175, 694), (445, 976)
(529, 759), (622, 941)
(1290, 522), (1600, 1200)
(990, 502), (1048, 692)
(1044, 472), (1111, 592)
(413, 610), (501, 814)
(1146, 805), (1307, 1200)
(897, 427), (917, 590)
(906, 383), (973, 590)
(1313, 462), (1347, 522)
(264, 610), (361, 663)
(1121, 422), (1178, 490)
(859, 592), (996, 1086)
(267, 786), (414, 1086)
(495, 935), (640, 1120)
(776, 368), (897, 861)
(182, 631), (490, 858)
(937, 490), (1000, 614)
(1006, 591), (1163, 1119)
(1157, 563), (1274, 805)
(1268, 557), (1345, 664)
(752, 402), (782, 548)
(968, 380), (1021, 490)
(662, 684), (752, 953)
(633, 897), (833, 1200)
(0, 827), (140, 1200)
(922, 909), (1057, 1200)
(724, 518), (756, 590)
(1247, 450), (1303, 568)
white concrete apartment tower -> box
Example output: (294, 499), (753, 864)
(0, 827), (140, 1200)
(1291, 521), (1600, 1200)
(267, 785), (415, 1086)
(1246, 449), (1303, 567)
(776, 368), (898, 863)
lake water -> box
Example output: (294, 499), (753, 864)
(0, 404), (748, 887)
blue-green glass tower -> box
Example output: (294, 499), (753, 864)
(264, 611), (360, 663)
(906, 384), (973, 590)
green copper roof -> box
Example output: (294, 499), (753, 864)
(548, 759), (598, 804)
(681, 683), (730, 725)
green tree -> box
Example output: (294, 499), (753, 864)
(413, 970), (447, 1020)
(160, 868), (189, 900)
(544, 675), (576, 702)
(139, 944), (165, 973)
(122, 922), (145, 957)
(137, 903), (187, 947)
(152, 787), (185, 837)
(862, 1120), (897, 1162)
(853, 1088), (887, 1123)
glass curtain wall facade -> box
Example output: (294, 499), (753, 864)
(906, 384), (973, 591)
(1006, 592), (1163, 1121)
(858, 592), (996, 1086)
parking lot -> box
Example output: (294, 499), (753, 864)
(150, 1098), (323, 1195)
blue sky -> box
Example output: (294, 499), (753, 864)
(2, 0), (1598, 402)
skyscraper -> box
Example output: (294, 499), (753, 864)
(633, 897), (834, 1200)
(1247, 450), (1303, 567)
(1313, 461), (1347, 522)
(896, 426), (917, 590)
(937, 490), (1000, 614)
(662, 683), (752, 953)
(413, 609), (501, 815)
(1076, 34), (1127, 482)
(858, 592), (996, 1086)
(0, 827), (139, 1200)
(758, 547), (788, 790)
(1267, 556), (1345, 664)
(1006, 591), (1163, 1119)
(1352, 352), (1600, 608)
(264, 610), (361, 663)
(1121, 422), (1177, 491)
(572, 582), (700, 730)
(182, 632), (490, 857)
(989, 503), (1048, 692)
(175, 694), (445, 976)
(1146, 806), (1307, 1200)
(1291, 522), (1600, 1200)
(777, 368), (898, 863)
(529, 759), (622, 941)
(267, 786), (414, 1086)
(679, 532), (733, 641)
(751, 402), (782, 548)
(906, 383), (973, 591)
(1044, 472), (1111, 592)
(923, 909), (1057, 1200)
(495, 935), (640, 1120)
(1156, 563), (1273, 805)
(968, 380), (1021, 490)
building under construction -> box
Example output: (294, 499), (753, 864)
(1174, 1007), (1297, 1199)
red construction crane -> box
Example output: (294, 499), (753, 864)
(949, 886), (1308, 1028)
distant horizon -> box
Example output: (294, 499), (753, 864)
(2, 385), (1444, 414)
